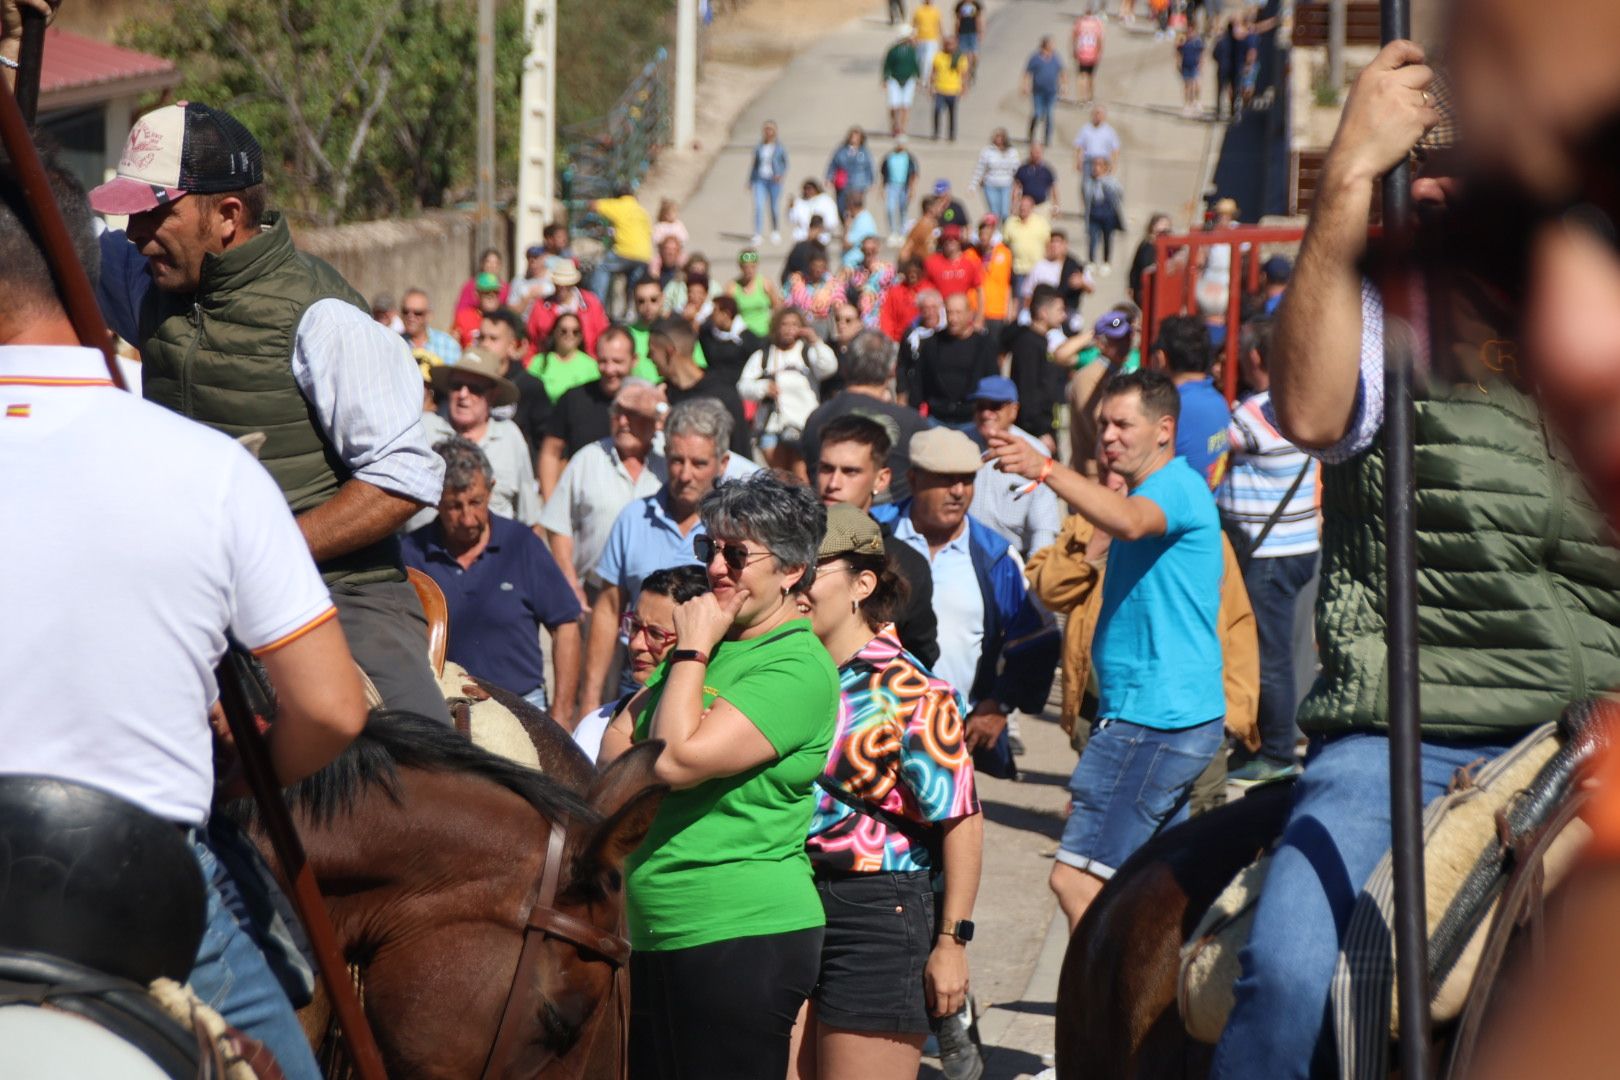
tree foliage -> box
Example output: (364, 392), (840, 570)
(121, 0), (676, 225)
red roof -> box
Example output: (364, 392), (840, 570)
(39, 28), (180, 113)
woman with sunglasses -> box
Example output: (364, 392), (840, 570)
(730, 247), (781, 338)
(568, 564), (708, 762)
(789, 505), (983, 1080)
(524, 312), (599, 403)
(599, 472), (838, 1079)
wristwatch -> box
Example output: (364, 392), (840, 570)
(939, 918), (975, 944)
(670, 649), (710, 666)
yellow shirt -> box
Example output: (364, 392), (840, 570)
(1002, 213), (1052, 275)
(913, 3), (942, 41)
(932, 51), (968, 95)
(593, 195), (654, 263)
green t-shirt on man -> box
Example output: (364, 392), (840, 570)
(883, 41), (922, 84)
(627, 621), (839, 952)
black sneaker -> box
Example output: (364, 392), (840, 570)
(933, 999), (984, 1080)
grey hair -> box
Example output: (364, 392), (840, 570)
(433, 436), (495, 493)
(700, 472), (827, 591)
(665, 397), (733, 455)
(915, 288), (944, 307)
(843, 330), (895, 387)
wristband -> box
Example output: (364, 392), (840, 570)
(1035, 456), (1056, 486)
(670, 649), (710, 666)
(0, 56), (18, 71)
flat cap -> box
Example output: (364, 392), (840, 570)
(909, 427), (983, 476)
(818, 504), (886, 559)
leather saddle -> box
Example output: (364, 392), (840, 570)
(0, 776), (206, 985)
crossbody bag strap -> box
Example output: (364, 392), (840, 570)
(1248, 457), (1313, 553)
(815, 773), (938, 850)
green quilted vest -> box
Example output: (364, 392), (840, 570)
(139, 212), (403, 587)
(1299, 378), (1620, 741)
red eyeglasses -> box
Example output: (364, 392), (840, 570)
(621, 612), (678, 649)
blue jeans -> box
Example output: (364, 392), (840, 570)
(588, 254), (646, 317)
(523, 685), (548, 711)
(983, 184), (1011, 222)
(1210, 732), (1512, 1079)
(1242, 552), (1320, 764)
(932, 93), (959, 141)
(751, 178), (782, 235)
(885, 183), (909, 235)
(1058, 716), (1224, 878)
(187, 832), (320, 1080)
(1028, 90), (1056, 145)
(1087, 219), (1115, 263)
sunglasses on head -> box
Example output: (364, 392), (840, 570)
(693, 535), (774, 573)
(739, 252), (760, 263)
(620, 612), (678, 649)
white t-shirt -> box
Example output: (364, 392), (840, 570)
(0, 346), (335, 826)
(571, 704), (614, 764)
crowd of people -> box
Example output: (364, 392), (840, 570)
(12, 0), (1620, 1077)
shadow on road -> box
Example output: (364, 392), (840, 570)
(981, 798), (1064, 840)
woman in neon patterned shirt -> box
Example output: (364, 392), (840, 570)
(789, 504), (983, 1079)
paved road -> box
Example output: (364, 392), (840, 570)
(672, 6), (1227, 1075)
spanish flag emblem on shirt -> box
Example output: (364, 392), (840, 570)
(5, 403), (30, 419)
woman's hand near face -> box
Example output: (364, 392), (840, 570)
(672, 588), (750, 653)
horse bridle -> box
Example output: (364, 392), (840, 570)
(479, 818), (632, 1079)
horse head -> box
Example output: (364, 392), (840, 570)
(492, 740), (667, 1077)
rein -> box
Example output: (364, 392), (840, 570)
(479, 818), (631, 1080)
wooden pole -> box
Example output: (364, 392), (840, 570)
(476, 0), (496, 258)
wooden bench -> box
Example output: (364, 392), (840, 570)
(1293, 2), (1382, 48)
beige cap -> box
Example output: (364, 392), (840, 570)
(551, 262), (581, 287)
(429, 345), (519, 408)
(909, 427), (984, 476)
(818, 504), (886, 560)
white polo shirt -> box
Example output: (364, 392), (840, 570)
(892, 512), (985, 706)
(0, 346), (335, 826)
(537, 438), (667, 580)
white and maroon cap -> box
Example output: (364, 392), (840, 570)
(88, 102), (264, 216)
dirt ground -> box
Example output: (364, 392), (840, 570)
(635, 0), (889, 211)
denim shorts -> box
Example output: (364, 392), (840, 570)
(1058, 717), (1224, 879)
(811, 870), (935, 1034)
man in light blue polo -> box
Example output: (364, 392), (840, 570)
(579, 398), (726, 715)
(985, 369), (1224, 932)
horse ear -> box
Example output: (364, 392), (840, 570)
(578, 742), (668, 872)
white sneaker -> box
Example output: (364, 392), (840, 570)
(770, 230), (782, 245)
(1099, 262), (1113, 276)
(887, 233), (902, 246)
(751, 233), (763, 246)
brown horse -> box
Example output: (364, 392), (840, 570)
(244, 710), (666, 1078)
(1054, 781), (1295, 1079)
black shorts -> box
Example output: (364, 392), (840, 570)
(811, 870), (936, 1035)
(1077, 62), (1097, 76)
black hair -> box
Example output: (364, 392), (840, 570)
(843, 549), (911, 630)
(648, 314), (696, 355)
(0, 146), (99, 317)
(1028, 283), (1063, 313)
(640, 565), (712, 604)
(819, 413), (893, 466)
(1154, 314), (1214, 374)
(1099, 368), (1181, 425)
(482, 305), (527, 343)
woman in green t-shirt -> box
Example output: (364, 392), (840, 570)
(524, 312), (600, 402)
(599, 472), (839, 1079)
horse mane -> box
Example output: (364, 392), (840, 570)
(236, 710), (597, 829)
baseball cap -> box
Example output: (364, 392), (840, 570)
(88, 103), (263, 216)
(1262, 255), (1293, 283)
(971, 376), (1019, 404)
(526, 244), (545, 258)
(940, 224), (964, 242)
(933, 179), (952, 195)
(817, 504), (886, 560)
(475, 272), (502, 292)
(909, 428), (983, 476)
(1094, 312), (1133, 340)
(981, 214), (999, 228)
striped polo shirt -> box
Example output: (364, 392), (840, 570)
(1216, 390), (1320, 558)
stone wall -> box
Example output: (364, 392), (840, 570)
(291, 209), (513, 332)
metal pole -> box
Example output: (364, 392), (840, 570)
(1329, 0), (1347, 93)
(476, 0), (497, 258)
(673, 0), (697, 149)
(1380, 0), (1430, 1074)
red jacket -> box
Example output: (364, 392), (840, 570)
(880, 281), (920, 342)
(526, 289), (610, 357)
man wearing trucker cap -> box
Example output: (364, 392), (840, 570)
(89, 102), (450, 723)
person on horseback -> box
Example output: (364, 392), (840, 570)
(85, 98), (451, 724)
(0, 150), (369, 1080)
(1204, 39), (1620, 1079)
(987, 370), (1228, 931)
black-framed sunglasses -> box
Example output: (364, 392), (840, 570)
(694, 535), (774, 573)
(448, 377), (491, 395)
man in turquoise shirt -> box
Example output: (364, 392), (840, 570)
(984, 368), (1224, 930)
